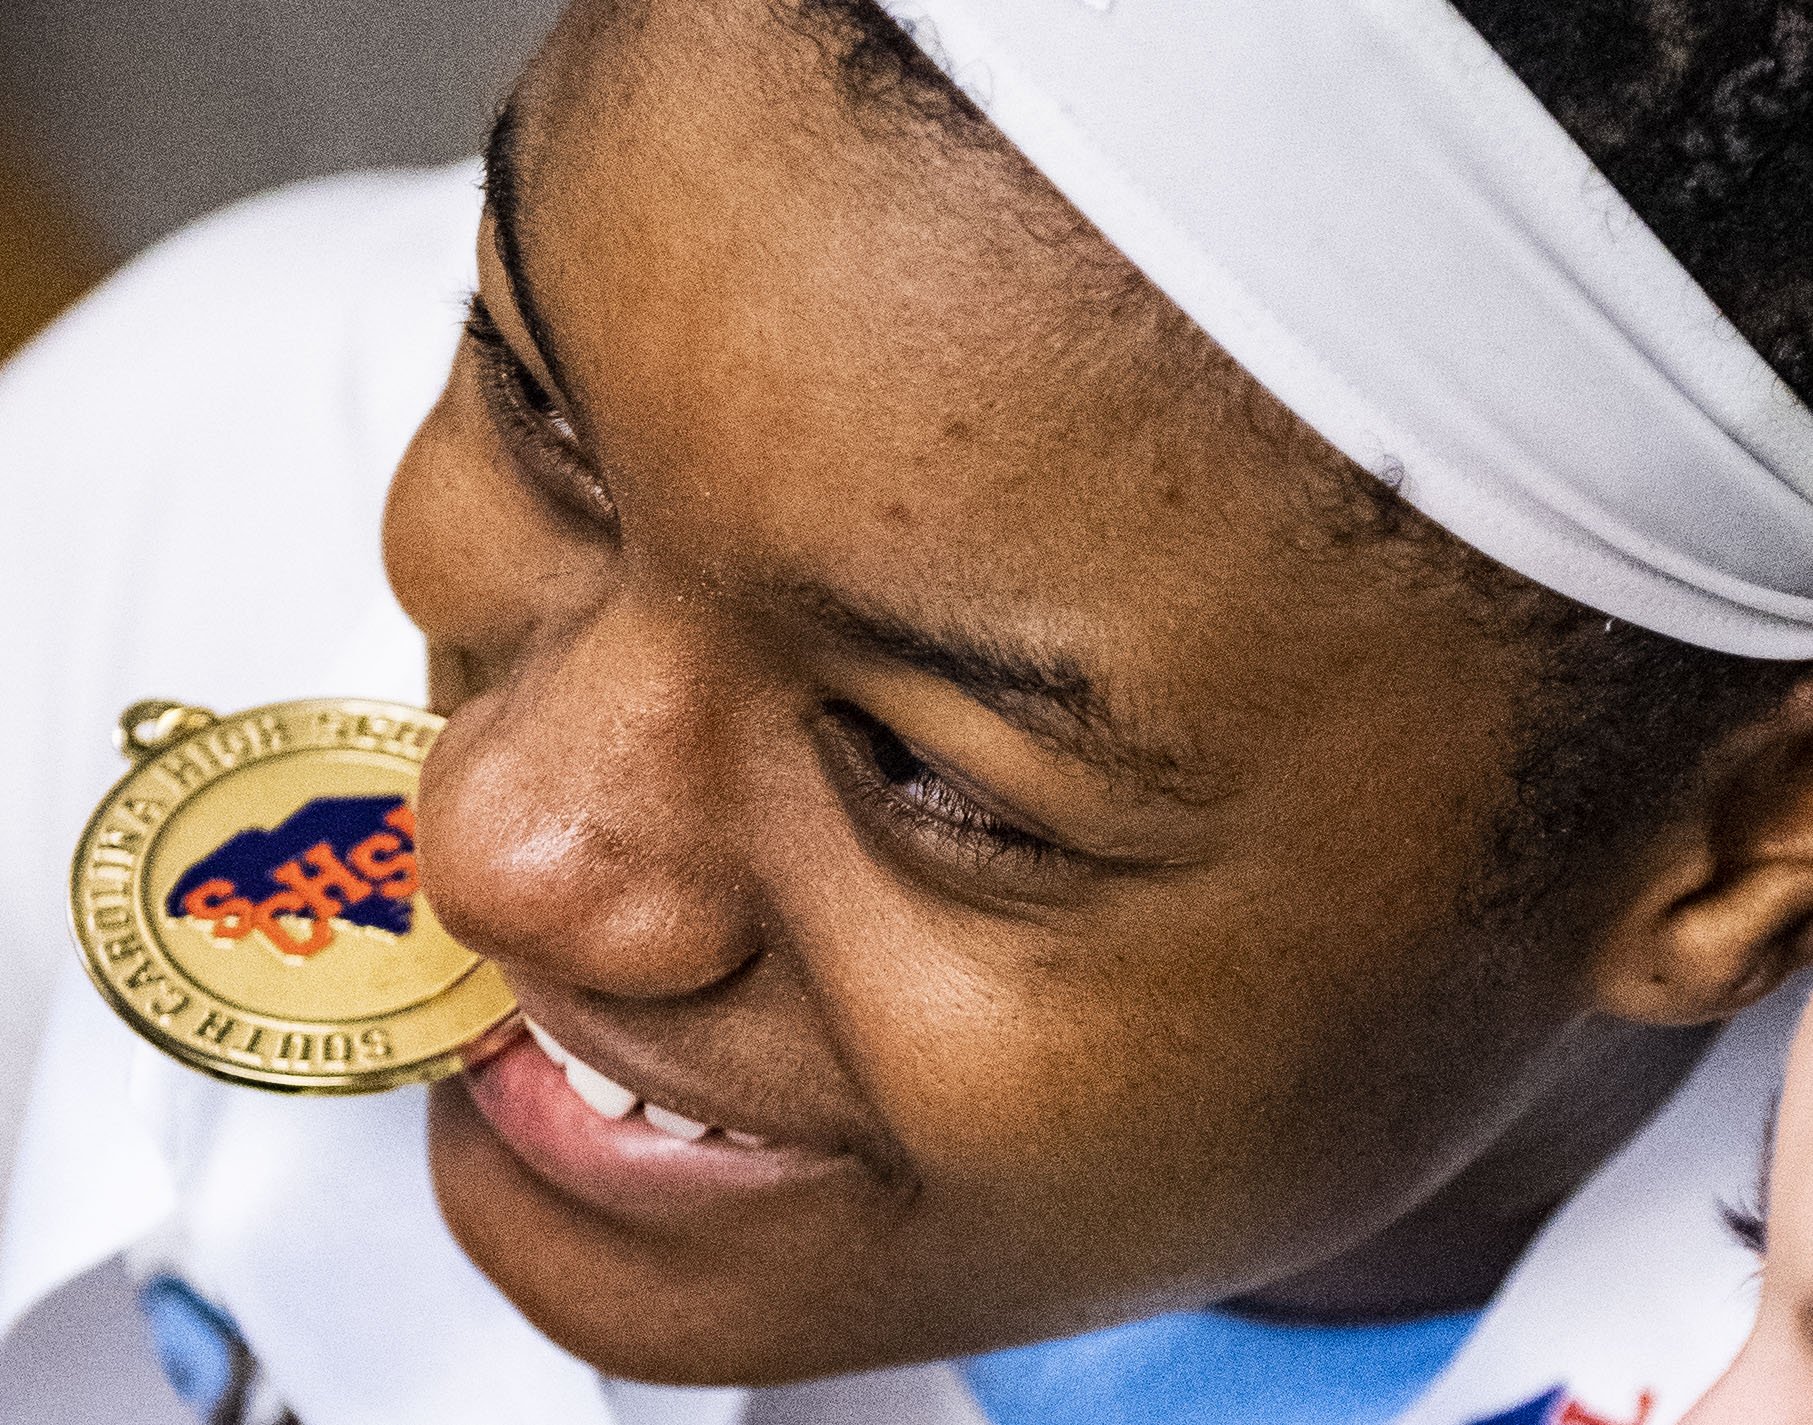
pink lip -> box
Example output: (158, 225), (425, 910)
(462, 1031), (860, 1223)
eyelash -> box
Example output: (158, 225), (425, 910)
(826, 702), (1079, 878)
(463, 295), (617, 523)
(463, 296), (1081, 894)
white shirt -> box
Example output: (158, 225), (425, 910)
(0, 160), (1792, 1425)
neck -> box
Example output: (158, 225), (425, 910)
(1226, 1016), (1720, 1325)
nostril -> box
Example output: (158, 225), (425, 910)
(416, 722), (601, 960)
(417, 734), (762, 999)
(411, 615), (765, 1000)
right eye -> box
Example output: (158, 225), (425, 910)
(464, 293), (619, 532)
(818, 701), (1106, 909)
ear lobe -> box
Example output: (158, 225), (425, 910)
(1618, 867), (1813, 1024)
(1592, 708), (1813, 1027)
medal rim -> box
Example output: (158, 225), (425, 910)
(68, 696), (519, 1095)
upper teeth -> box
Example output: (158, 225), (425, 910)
(523, 1017), (735, 1144)
(564, 1052), (639, 1120)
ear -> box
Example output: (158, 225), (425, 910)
(1592, 679), (1813, 1026)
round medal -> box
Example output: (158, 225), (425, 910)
(68, 698), (518, 1093)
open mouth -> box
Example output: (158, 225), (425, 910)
(523, 1017), (772, 1149)
(459, 1012), (861, 1223)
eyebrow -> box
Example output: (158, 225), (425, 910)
(479, 97), (1217, 812)
(482, 98), (575, 402)
(789, 581), (1220, 805)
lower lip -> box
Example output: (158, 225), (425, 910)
(461, 1033), (857, 1222)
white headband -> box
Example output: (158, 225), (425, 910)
(881, 0), (1813, 659)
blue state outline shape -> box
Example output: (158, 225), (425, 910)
(164, 794), (415, 938)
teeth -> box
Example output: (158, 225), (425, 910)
(523, 1018), (569, 1068)
(642, 1103), (712, 1141)
(525, 1018), (638, 1119)
(564, 1056), (639, 1119)
(524, 1016), (752, 1145)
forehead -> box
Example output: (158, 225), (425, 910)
(500, 0), (1458, 755)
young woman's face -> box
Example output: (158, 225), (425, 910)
(1684, 1000), (1813, 1423)
(383, 0), (1603, 1385)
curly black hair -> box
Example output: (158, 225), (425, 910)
(1441, 1), (1813, 913)
(788, 0), (1813, 403)
(1458, 0), (1813, 404)
(780, 0), (1813, 922)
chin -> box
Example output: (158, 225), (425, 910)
(424, 1078), (943, 1386)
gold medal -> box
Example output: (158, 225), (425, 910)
(68, 698), (517, 1093)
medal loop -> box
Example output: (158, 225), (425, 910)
(115, 700), (219, 765)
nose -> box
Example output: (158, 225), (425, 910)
(415, 599), (763, 1000)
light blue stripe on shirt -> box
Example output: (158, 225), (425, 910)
(962, 1307), (1481, 1425)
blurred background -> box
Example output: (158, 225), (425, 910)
(0, 0), (564, 362)
(0, 8), (561, 1413)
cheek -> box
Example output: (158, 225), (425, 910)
(382, 363), (602, 659)
(799, 849), (1568, 1305)
(384, 392), (505, 646)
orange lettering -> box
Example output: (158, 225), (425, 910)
(250, 889), (334, 956)
(271, 842), (372, 920)
(346, 831), (417, 899)
(182, 879), (254, 939)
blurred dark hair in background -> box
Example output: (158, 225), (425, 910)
(0, 0), (561, 359)
(0, 131), (98, 358)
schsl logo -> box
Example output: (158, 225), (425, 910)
(166, 795), (419, 958)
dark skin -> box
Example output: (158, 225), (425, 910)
(382, 0), (1813, 1387)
